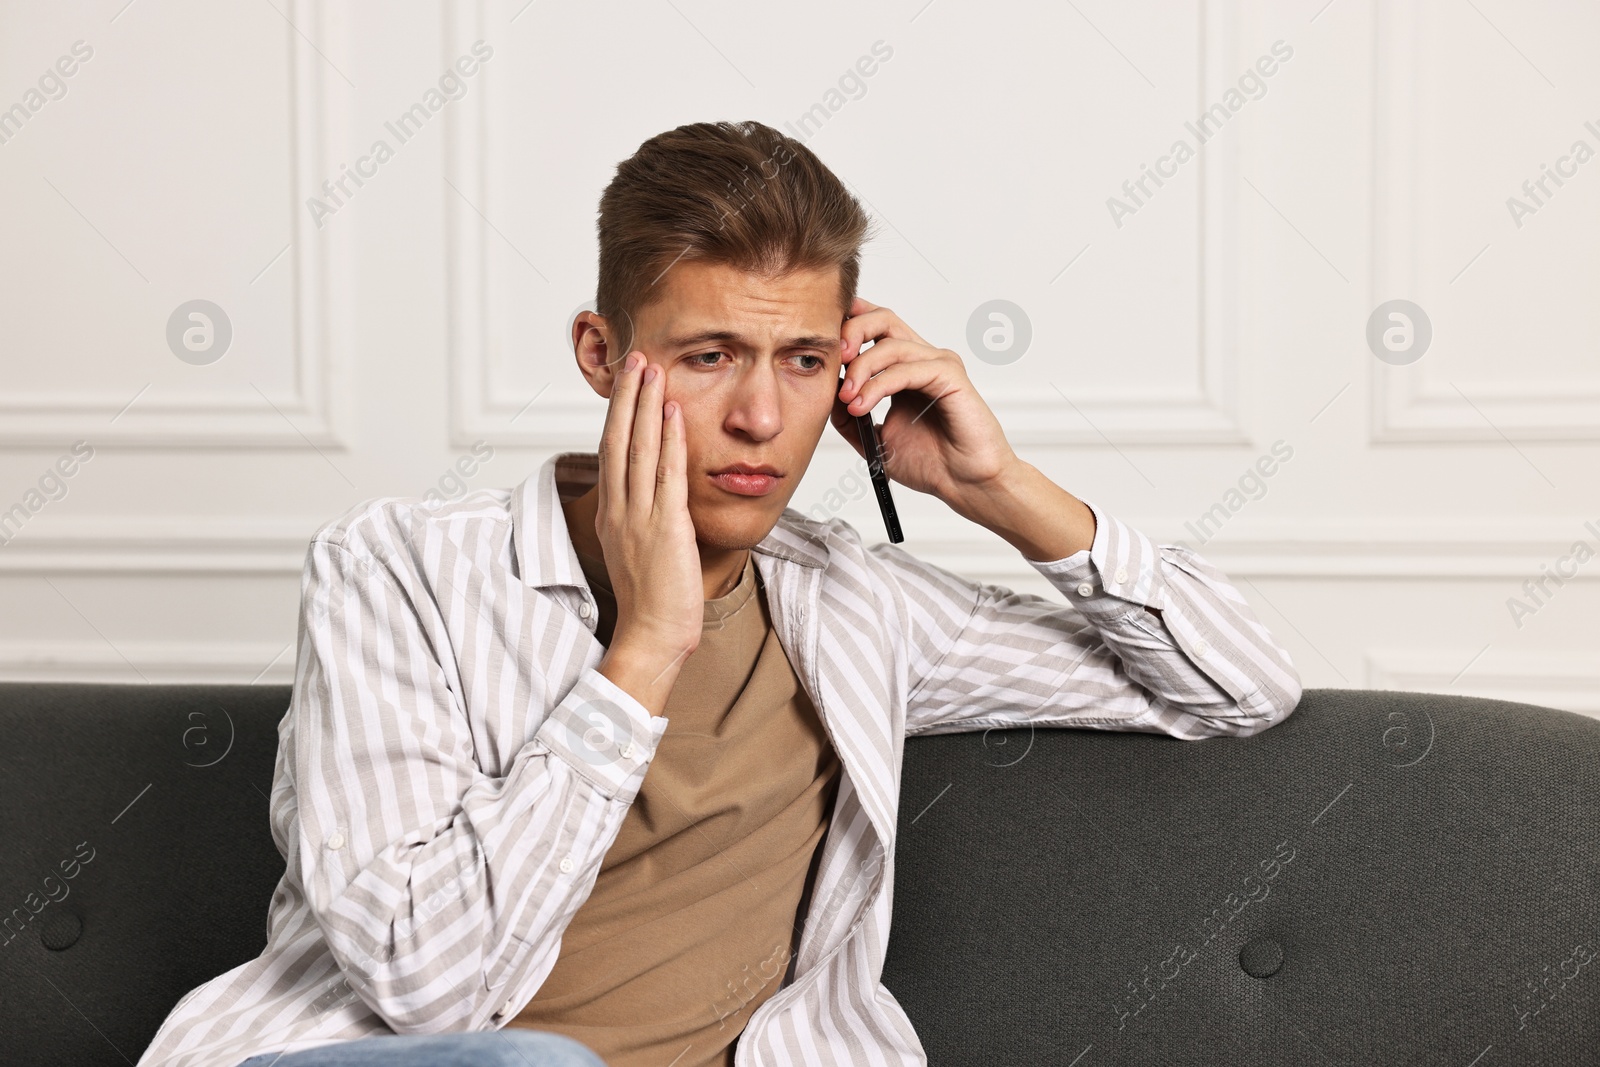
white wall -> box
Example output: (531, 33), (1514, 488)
(1, 0), (1596, 714)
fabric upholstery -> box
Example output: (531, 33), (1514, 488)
(1, 684), (1595, 1066)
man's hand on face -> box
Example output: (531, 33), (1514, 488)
(593, 350), (704, 716)
(831, 297), (1022, 516)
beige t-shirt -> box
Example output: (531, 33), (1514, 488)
(507, 545), (842, 1067)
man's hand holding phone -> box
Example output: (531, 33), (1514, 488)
(832, 297), (1098, 562)
(831, 297), (1018, 512)
(592, 351), (702, 716)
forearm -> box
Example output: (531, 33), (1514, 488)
(950, 460), (1168, 611)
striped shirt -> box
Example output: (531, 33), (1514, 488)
(135, 451), (1302, 1067)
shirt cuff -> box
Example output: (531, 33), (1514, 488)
(533, 667), (670, 803)
(1026, 497), (1168, 621)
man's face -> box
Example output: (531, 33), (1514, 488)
(575, 259), (845, 550)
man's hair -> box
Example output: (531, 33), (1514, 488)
(596, 121), (873, 349)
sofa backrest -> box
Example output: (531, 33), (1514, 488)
(2, 684), (1596, 1066)
(2, 683), (290, 1067)
(881, 687), (1600, 1064)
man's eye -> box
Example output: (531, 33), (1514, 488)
(792, 354), (823, 370)
(688, 351), (725, 367)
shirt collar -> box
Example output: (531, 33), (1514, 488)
(510, 451), (829, 591)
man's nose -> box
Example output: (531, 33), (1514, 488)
(724, 361), (783, 441)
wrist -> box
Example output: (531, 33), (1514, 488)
(952, 460), (1095, 562)
(946, 455), (1035, 526)
(598, 638), (693, 717)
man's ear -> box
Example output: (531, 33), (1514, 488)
(572, 310), (620, 398)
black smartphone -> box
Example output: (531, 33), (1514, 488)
(841, 372), (903, 543)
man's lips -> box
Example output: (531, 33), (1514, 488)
(709, 465), (784, 497)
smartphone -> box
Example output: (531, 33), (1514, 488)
(842, 372), (903, 543)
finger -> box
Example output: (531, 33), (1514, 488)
(844, 296), (879, 326)
(838, 300), (870, 360)
(656, 399), (688, 516)
(599, 351), (645, 512)
(840, 304), (929, 358)
(844, 357), (958, 417)
(628, 361), (665, 510)
(838, 337), (921, 401)
(837, 337), (945, 407)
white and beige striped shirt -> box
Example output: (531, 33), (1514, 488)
(136, 451), (1302, 1067)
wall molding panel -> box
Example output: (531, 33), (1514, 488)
(1368, 2), (1600, 444)
(0, 640), (299, 686)
(0, 0), (351, 449)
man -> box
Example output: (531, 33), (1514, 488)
(137, 121), (1300, 1067)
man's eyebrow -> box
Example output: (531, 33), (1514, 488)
(662, 329), (840, 350)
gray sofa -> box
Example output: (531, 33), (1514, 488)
(2, 683), (1596, 1065)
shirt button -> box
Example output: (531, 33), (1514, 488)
(1194, 640), (1210, 656)
(502, 998), (516, 1016)
(620, 743), (635, 759)
(578, 602), (592, 620)
(558, 856), (574, 873)
(1075, 582), (1094, 597)
(326, 833), (345, 850)
(1114, 567), (1128, 584)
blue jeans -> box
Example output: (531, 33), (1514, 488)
(236, 1030), (608, 1067)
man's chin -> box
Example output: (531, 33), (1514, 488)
(689, 500), (787, 552)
